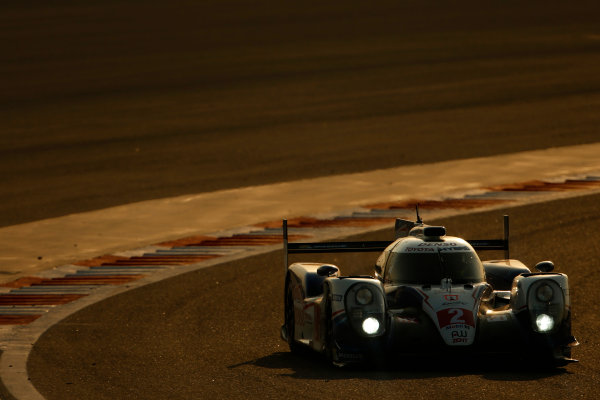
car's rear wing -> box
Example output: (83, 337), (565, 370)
(283, 215), (510, 272)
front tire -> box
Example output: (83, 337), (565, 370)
(323, 285), (339, 365)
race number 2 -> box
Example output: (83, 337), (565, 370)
(449, 308), (464, 324)
(437, 308), (474, 328)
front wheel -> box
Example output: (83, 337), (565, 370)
(323, 285), (340, 365)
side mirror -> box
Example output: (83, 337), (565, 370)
(535, 261), (554, 272)
(317, 265), (339, 277)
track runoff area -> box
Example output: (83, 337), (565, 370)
(1, 143), (600, 399)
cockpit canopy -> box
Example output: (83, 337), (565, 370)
(385, 237), (485, 285)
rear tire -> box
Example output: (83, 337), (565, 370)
(285, 280), (303, 354)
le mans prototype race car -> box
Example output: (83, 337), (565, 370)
(280, 211), (578, 366)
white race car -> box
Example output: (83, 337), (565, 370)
(280, 211), (578, 366)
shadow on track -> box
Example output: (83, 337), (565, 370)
(229, 351), (570, 382)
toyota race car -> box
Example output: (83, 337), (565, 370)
(280, 211), (578, 366)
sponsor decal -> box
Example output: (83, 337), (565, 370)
(418, 242), (458, 247)
(451, 330), (468, 338)
(452, 338), (468, 344)
(405, 247), (435, 252)
(332, 294), (343, 302)
(446, 324), (470, 330)
(444, 294), (459, 301)
(445, 325), (474, 345)
(405, 244), (469, 253)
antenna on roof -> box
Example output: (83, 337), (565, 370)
(415, 204), (422, 224)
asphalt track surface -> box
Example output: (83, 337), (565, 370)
(3, 0), (600, 226)
(3, 0), (600, 398)
(28, 195), (600, 400)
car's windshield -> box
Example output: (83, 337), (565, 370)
(385, 249), (484, 284)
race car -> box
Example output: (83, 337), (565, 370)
(280, 211), (578, 366)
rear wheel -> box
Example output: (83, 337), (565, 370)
(285, 280), (303, 353)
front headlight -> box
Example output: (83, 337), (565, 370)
(526, 279), (567, 334)
(535, 314), (554, 332)
(536, 284), (554, 302)
(362, 317), (380, 335)
(345, 283), (386, 337)
(355, 287), (373, 305)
